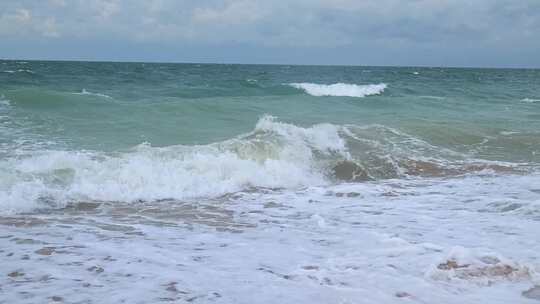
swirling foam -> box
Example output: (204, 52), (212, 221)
(289, 83), (387, 97)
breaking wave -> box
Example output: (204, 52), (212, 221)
(289, 83), (387, 97)
(0, 115), (523, 214)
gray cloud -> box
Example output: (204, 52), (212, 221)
(1, 0), (539, 67)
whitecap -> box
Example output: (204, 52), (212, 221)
(500, 131), (520, 136)
(522, 98), (540, 103)
(2, 69), (34, 74)
(73, 89), (112, 99)
(419, 95), (445, 100)
(289, 82), (387, 97)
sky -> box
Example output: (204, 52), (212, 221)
(0, 0), (539, 68)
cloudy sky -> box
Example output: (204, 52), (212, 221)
(1, 0), (539, 67)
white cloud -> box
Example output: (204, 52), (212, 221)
(0, 0), (538, 65)
(1, 0), (538, 45)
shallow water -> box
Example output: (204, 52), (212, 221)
(1, 60), (540, 303)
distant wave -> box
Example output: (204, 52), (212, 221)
(0, 95), (10, 106)
(289, 83), (387, 97)
(1, 69), (34, 74)
(522, 98), (540, 103)
(419, 95), (445, 100)
(74, 89), (112, 99)
(500, 131), (520, 136)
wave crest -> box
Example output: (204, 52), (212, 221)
(0, 115), (350, 213)
(0, 115), (522, 214)
(289, 83), (387, 97)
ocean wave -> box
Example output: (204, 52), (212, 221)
(419, 95), (445, 100)
(0, 95), (10, 106)
(73, 89), (112, 99)
(1, 69), (34, 74)
(0, 115), (523, 214)
(289, 83), (387, 97)
(0, 116), (344, 213)
(522, 98), (540, 103)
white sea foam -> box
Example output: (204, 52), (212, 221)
(0, 115), (530, 214)
(0, 115), (349, 213)
(289, 82), (387, 97)
(74, 89), (112, 99)
(427, 246), (532, 285)
(1, 170), (539, 303)
(522, 98), (540, 103)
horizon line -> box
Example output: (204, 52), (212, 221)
(1, 57), (539, 70)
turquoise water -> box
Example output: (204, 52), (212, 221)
(1, 60), (540, 209)
(1, 61), (539, 158)
(1, 60), (540, 303)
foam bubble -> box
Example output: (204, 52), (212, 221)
(289, 83), (387, 97)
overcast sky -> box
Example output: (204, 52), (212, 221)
(1, 0), (539, 67)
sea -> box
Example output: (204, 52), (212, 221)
(1, 60), (539, 303)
